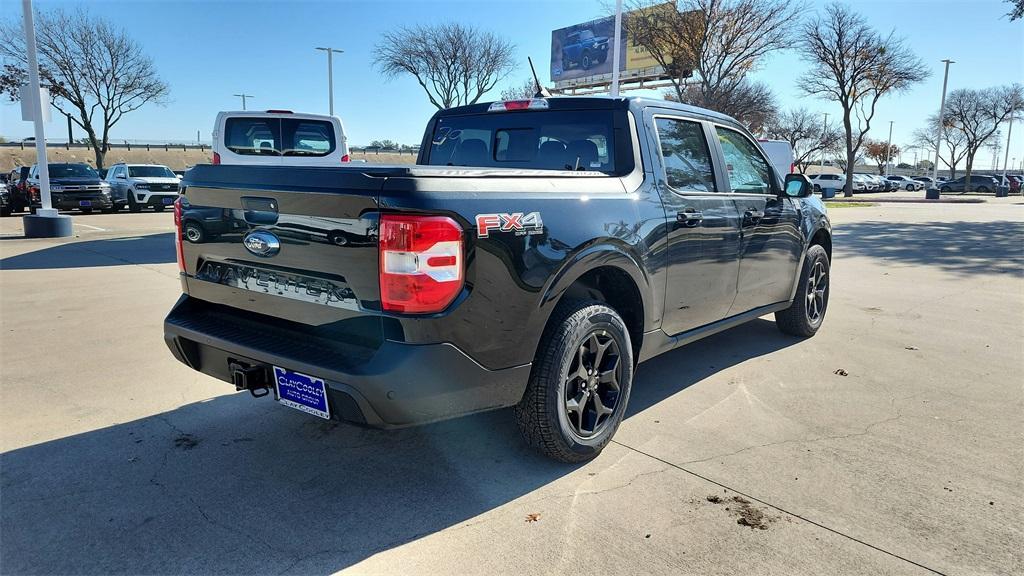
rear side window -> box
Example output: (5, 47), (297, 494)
(716, 127), (773, 194)
(425, 109), (630, 174)
(654, 117), (716, 192)
(224, 117), (335, 157)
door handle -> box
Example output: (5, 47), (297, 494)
(676, 209), (704, 226)
(743, 209), (764, 225)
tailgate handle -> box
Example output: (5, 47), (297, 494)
(241, 196), (279, 225)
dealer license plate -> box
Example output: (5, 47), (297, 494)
(273, 366), (330, 420)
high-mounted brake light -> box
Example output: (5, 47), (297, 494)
(265, 109), (293, 114)
(488, 99), (549, 112)
(173, 197), (185, 272)
(212, 152), (221, 165)
(379, 215), (464, 314)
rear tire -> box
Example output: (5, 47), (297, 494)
(775, 244), (830, 338)
(514, 300), (633, 463)
(183, 221), (205, 243)
(154, 205), (165, 213)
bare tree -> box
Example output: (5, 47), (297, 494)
(798, 3), (929, 196)
(911, 113), (968, 179)
(941, 85), (1024, 191)
(500, 78), (538, 101)
(1006, 0), (1023, 20)
(764, 108), (841, 172)
(0, 8), (169, 169)
(625, 0), (801, 120)
(863, 140), (899, 175)
(374, 23), (515, 110)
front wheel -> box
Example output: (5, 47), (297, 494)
(940, 186), (951, 192)
(906, 184), (914, 191)
(581, 51), (592, 70)
(976, 186), (989, 193)
(128, 192), (141, 213)
(515, 300), (633, 463)
(775, 244), (830, 337)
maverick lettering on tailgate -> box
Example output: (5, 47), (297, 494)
(196, 261), (357, 309)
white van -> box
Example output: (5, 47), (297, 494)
(211, 110), (350, 166)
(757, 139), (794, 178)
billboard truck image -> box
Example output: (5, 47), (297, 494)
(550, 5), (685, 92)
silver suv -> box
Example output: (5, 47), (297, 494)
(105, 163), (180, 212)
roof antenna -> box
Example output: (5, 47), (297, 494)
(528, 57), (552, 98)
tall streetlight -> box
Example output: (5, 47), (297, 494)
(1001, 113), (1015, 186)
(931, 59), (954, 184)
(885, 120), (894, 176)
(233, 93), (253, 110)
(610, 0), (623, 97)
(316, 47), (344, 116)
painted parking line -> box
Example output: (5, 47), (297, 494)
(73, 223), (107, 232)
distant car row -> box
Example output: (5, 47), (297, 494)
(807, 172), (931, 192)
(1, 162), (182, 216)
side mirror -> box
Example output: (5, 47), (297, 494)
(783, 173), (812, 198)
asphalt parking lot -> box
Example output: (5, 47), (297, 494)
(1, 199), (1022, 575)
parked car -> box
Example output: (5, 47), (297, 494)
(886, 175), (921, 191)
(758, 139), (795, 179)
(27, 163), (113, 213)
(0, 182), (11, 217)
(5, 167), (30, 213)
(853, 174), (878, 191)
(560, 29), (609, 71)
(165, 96), (833, 463)
(211, 110), (350, 166)
(105, 163), (181, 212)
(913, 176), (938, 188)
(939, 175), (999, 193)
(809, 173), (861, 193)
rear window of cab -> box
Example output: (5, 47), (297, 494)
(424, 109), (633, 175)
(224, 117), (336, 157)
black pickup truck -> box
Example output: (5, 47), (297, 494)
(165, 96), (831, 462)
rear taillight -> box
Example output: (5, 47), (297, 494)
(212, 152), (221, 165)
(379, 214), (463, 314)
(341, 154), (350, 163)
(173, 197), (184, 272)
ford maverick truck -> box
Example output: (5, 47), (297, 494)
(165, 96), (832, 462)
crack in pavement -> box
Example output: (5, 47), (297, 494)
(609, 437), (950, 576)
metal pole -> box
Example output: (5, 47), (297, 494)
(22, 0), (54, 214)
(820, 113), (829, 168)
(66, 113), (72, 149)
(316, 48), (343, 116)
(885, 120), (893, 176)
(932, 59), (954, 185)
(610, 0), (623, 97)
(1001, 115), (1013, 186)
(233, 94), (252, 110)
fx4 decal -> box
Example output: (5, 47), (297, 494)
(476, 212), (544, 238)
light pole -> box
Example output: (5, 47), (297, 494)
(885, 120), (894, 176)
(233, 93), (253, 110)
(820, 112), (829, 168)
(610, 0), (623, 97)
(1001, 114), (1015, 186)
(316, 47), (344, 116)
(932, 59), (954, 184)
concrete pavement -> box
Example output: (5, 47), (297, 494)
(1, 200), (1021, 575)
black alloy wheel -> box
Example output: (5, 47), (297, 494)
(562, 330), (622, 439)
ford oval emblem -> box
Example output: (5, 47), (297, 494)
(242, 230), (280, 257)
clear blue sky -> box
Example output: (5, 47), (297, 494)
(1, 0), (1022, 168)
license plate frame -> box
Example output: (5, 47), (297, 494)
(79, 200), (91, 207)
(272, 366), (331, 420)
(162, 196), (175, 205)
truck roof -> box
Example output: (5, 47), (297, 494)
(436, 95), (740, 126)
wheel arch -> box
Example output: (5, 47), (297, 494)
(535, 243), (652, 362)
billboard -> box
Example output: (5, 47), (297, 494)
(550, 5), (679, 91)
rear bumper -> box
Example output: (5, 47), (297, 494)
(163, 295), (531, 428)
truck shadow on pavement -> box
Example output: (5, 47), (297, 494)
(832, 220), (1023, 276)
(0, 232), (175, 269)
(0, 320), (797, 574)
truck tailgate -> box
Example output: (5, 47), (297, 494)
(179, 165), (385, 345)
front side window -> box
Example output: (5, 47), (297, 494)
(716, 127), (773, 194)
(654, 117), (716, 192)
